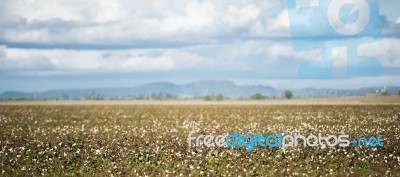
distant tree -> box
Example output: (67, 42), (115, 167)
(49, 96), (59, 101)
(215, 93), (224, 101)
(203, 95), (213, 101)
(127, 95), (135, 100)
(93, 94), (104, 100)
(17, 97), (32, 101)
(151, 92), (162, 100)
(249, 92), (268, 100)
(380, 90), (390, 96)
(137, 94), (145, 100)
(63, 94), (69, 100)
(165, 93), (174, 99)
(109, 96), (120, 100)
(398, 90), (400, 96)
(284, 90), (294, 99)
(84, 95), (91, 100)
(238, 97), (246, 100)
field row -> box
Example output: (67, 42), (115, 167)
(0, 104), (399, 176)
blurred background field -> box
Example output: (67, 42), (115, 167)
(1, 96), (400, 105)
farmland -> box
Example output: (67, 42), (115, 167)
(0, 100), (399, 176)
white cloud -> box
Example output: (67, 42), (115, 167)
(1, 0), (398, 44)
(1, 47), (212, 73)
(2, 37), (399, 75)
(359, 38), (400, 67)
(250, 9), (290, 37)
(0, 0), (398, 80)
(265, 42), (321, 62)
(0, 0), (284, 44)
(0, 39), (329, 76)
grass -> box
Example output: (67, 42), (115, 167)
(0, 101), (399, 176)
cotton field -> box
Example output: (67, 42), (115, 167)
(0, 104), (399, 176)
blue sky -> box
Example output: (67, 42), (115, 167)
(0, 0), (399, 92)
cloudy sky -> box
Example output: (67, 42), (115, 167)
(0, 0), (399, 92)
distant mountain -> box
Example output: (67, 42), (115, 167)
(180, 81), (276, 98)
(0, 80), (399, 100)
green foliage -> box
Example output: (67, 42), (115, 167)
(63, 94), (70, 100)
(48, 96), (60, 101)
(13, 97), (33, 101)
(380, 90), (390, 96)
(249, 92), (268, 100)
(215, 93), (224, 101)
(284, 90), (294, 99)
(84, 94), (105, 100)
(108, 96), (121, 100)
(203, 95), (213, 101)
